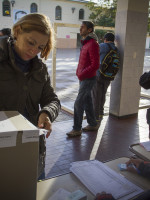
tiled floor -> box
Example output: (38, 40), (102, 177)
(44, 108), (149, 180)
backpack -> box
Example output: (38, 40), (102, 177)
(99, 43), (120, 81)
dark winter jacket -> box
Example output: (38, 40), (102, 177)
(139, 71), (150, 124)
(0, 36), (60, 177)
(139, 71), (150, 89)
(0, 36), (60, 126)
(76, 32), (100, 81)
(138, 162), (150, 179)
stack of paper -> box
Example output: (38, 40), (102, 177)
(70, 160), (143, 200)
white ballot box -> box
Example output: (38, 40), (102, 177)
(0, 111), (39, 200)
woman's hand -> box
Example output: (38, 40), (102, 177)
(38, 112), (52, 138)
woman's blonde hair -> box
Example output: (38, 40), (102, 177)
(12, 13), (55, 60)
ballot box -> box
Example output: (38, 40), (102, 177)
(0, 111), (39, 200)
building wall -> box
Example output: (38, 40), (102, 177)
(0, 0), (91, 48)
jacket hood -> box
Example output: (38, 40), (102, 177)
(88, 32), (98, 41)
(81, 32), (98, 46)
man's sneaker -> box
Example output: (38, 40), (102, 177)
(82, 124), (100, 132)
(66, 129), (82, 137)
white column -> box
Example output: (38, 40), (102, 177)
(110, 0), (149, 117)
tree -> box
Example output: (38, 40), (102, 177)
(87, 0), (150, 35)
(86, 0), (117, 27)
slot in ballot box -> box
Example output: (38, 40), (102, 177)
(0, 111), (39, 200)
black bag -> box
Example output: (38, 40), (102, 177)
(146, 108), (150, 125)
(99, 43), (120, 81)
(139, 72), (150, 89)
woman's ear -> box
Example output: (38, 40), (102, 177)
(13, 25), (22, 40)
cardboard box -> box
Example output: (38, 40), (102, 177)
(0, 111), (39, 200)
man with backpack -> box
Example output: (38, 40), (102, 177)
(92, 32), (120, 121)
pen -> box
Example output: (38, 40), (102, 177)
(130, 163), (140, 174)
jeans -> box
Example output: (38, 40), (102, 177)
(92, 76), (110, 120)
(73, 78), (97, 131)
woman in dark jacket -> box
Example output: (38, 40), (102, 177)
(0, 13), (60, 178)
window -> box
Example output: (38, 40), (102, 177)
(3, 0), (11, 16)
(30, 3), (38, 13)
(79, 9), (84, 20)
(55, 6), (62, 20)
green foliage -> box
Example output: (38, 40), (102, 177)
(87, 0), (150, 35)
(95, 29), (114, 43)
(148, 4), (150, 35)
(95, 30), (107, 43)
(86, 0), (117, 27)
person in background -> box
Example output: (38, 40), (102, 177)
(139, 71), (150, 138)
(0, 13), (60, 179)
(95, 158), (150, 200)
(66, 21), (100, 137)
(92, 33), (117, 121)
(0, 28), (11, 36)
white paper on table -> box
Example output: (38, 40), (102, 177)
(48, 188), (71, 200)
(70, 160), (143, 200)
(140, 141), (150, 151)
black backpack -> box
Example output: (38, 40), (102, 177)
(99, 43), (120, 81)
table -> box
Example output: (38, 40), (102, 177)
(129, 143), (150, 161)
(37, 157), (150, 200)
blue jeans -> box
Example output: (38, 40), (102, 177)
(73, 78), (97, 131)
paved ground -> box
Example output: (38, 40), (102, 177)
(42, 49), (150, 180)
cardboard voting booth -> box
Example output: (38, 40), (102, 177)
(0, 111), (39, 200)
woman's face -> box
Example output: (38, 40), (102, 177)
(14, 28), (48, 61)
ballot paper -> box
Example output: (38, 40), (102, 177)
(70, 160), (143, 200)
(140, 141), (150, 151)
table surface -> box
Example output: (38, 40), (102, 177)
(37, 157), (150, 200)
(129, 143), (150, 161)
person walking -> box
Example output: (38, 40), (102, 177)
(66, 21), (100, 137)
(92, 32), (119, 121)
